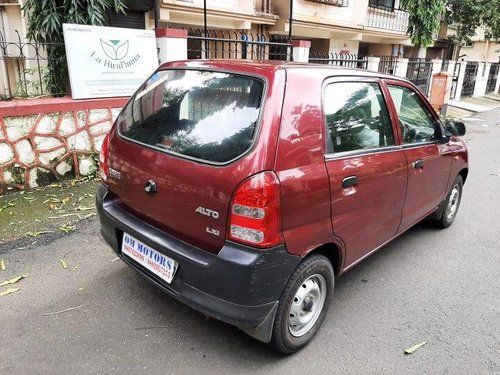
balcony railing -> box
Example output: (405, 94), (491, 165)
(366, 6), (409, 33)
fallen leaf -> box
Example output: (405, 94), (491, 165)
(42, 304), (84, 316)
(0, 260), (5, 270)
(0, 287), (20, 297)
(49, 203), (61, 210)
(25, 230), (52, 237)
(59, 224), (76, 233)
(404, 341), (427, 355)
(0, 274), (29, 287)
(60, 259), (68, 269)
(111, 257), (121, 262)
(76, 205), (94, 211)
(0, 200), (16, 212)
(61, 196), (70, 204)
(83, 212), (96, 219)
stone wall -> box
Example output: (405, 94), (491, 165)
(0, 97), (127, 193)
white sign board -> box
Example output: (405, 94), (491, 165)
(63, 24), (158, 99)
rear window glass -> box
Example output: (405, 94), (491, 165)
(117, 70), (264, 163)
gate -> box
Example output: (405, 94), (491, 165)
(461, 62), (479, 97)
(406, 58), (433, 95)
(486, 63), (499, 93)
(450, 62), (460, 99)
(308, 52), (368, 69)
(187, 29), (293, 61)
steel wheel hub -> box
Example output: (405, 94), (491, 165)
(446, 184), (460, 220)
(288, 274), (327, 337)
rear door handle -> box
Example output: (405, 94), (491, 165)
(413, 159), (424, 169)
(342, 176), (358, 189)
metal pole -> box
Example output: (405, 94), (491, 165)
(288, 0), (293, 40)
(154, 0), (159, 29)
(204, 0), (208, 37)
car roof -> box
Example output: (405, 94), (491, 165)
(162, 59), (408, 83)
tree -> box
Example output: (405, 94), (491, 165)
(400, 0), (446, 47)
(445, 0), (500, 48)
(22, 0), (126, 96)
(401, 0), (500, 56)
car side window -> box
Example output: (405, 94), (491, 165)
(387, 85), (439, 144)
(324, 82), (394, 153)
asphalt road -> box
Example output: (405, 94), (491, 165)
(1, 109), (499, 374)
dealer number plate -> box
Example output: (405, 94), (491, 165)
(121, 233), (178, 284)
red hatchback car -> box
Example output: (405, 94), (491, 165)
(96, 60), (467, 353)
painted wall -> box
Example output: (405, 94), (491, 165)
(329, 39), (360, 54)
(461, 41), (500, 62)
(0, 99), (126, 193)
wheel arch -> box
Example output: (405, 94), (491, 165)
(459, 168), (468, 184)
(306, 242), (343, 276)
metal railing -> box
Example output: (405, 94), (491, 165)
(308, 52), (368, 69)
(366, 6), (409, 33)
(187, 29), (293, 61)
(378, 56), (398, 75)
(406, 58), (433, 95)
(0, 31), (66, 100)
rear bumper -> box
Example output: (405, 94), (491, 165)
(96, 184), (300, 342)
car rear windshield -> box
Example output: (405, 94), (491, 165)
(117, 69), (264, 163)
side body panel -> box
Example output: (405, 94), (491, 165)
(274, 69), (343, 259)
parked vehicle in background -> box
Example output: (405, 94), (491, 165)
(97, 60), (468, 354)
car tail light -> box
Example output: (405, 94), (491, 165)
(99, 133), (109, 182)
(228, 171), (283, 248)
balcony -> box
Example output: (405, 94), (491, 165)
(366, 6), (409, 33)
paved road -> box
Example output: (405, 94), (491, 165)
(1, 109), (499, 374)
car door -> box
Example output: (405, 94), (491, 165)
(323, 78), (407, 268)
(383, 81), (453, 232)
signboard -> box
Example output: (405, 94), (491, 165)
(63, 24), (158, 99)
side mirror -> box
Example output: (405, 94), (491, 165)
(445, 120), (466, 137)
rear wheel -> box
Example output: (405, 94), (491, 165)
(434, 175), (463, 228)
(270, 254), (334, 354)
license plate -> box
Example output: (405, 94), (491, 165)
(121, 233), (178, 284)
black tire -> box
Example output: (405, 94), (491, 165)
(270, 254), (334, 354)
(434, 175), (463, 228)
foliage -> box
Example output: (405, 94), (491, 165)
(445, 0), (500, 45)
(22, 0), (126, 96)
(400, 0), (446, 47)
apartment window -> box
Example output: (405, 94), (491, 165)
(369, 0), (395, 11)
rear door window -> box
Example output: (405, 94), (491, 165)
(118, 70), (264, 163)
(324, 81), (395, 153)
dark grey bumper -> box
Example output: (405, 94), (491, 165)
(96, 184), (301, 342)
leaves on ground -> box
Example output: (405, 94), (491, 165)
(0, 287), (20, 297)
(59, 224), (76, 233)
(60, 259), (68, 269)
(0, 274), (29, 287)
(0, 260), (5, 271)
(404, 341), (427, 355)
